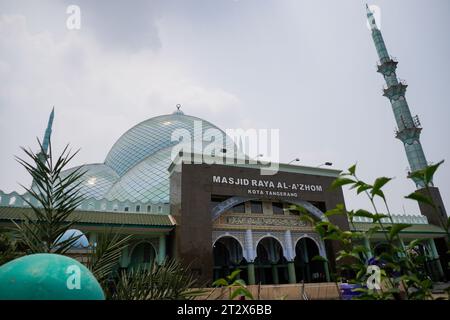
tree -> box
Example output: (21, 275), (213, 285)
(13, 140), (86, 254)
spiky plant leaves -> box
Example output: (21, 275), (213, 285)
(85, 230), (132, 287)
(14, 139), (86, 254)
(112, 259), (204, 300)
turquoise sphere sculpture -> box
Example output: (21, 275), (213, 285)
(0, 253), (105, 300)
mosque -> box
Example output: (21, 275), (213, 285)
(0, 6), (448, 286)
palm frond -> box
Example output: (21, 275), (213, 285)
(112, 259), (204, 300)
(85, 229), (132, 285)
(13, 138), (86, 254)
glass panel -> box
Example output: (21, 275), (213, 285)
(250, 201), (263, 214)
(272, 202), (284, 215)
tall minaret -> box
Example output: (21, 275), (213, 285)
(32, 108), (54, 188)
(366, 5), (428, 187)
(366, 5), (447, 228)
(41, 107), (55, 156)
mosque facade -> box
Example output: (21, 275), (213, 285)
(0, 7), (448, 286)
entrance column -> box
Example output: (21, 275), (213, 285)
(244, 229), (256, 285)
(247, 263), (256, 285)
(287, 261), (296, 284)
(158, 234), (166, 265)
(284, 230), (296, 284)
(271, 264), (279, 284)
(428, 238), (444, 279)
(302, 240), (311, 282)
(268, 240), (279, 284)
(323, 260), (331, 282)
(319, 240), (331, 282)
(363, 237), (373, 259)
(120, 245), (130, 268)
(88, 232), (97, 247)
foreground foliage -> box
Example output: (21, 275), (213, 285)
(212, 270), (254, 300)
(112, 259), (205, 300)
(13, 140), (86, 254)
(0, 139), (202, 300)
(292, 161), (449, 300)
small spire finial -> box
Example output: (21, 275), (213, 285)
(173, 104), (184, 115)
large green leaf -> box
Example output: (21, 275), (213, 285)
(371, 177), (392, 196)
(348, 164), (357, 175)
(331, 177), (355, 189)
(405, 192), (435, 208)
(387, 224), (412, 239)
(354, 209), (374, 219)
(424, 160), (444, 185)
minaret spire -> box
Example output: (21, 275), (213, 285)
(42, 107), (55, 155)
(366, 5), (428, 187)
(32, 107), (55, 189)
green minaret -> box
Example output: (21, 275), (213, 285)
(366, 5), (447, 228)
(32, 108), (54, 189)
(41, 107), (54, 155)
(366, 5), (428, 187)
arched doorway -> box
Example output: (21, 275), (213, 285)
(129, 242), (156, 271)
(254, 237), (288, 285)
(295, 237), (326, 283)
(213, 236), (247, 282)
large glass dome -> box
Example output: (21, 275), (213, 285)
(62, 163), (119, 200)
(65, 110), (239, 204)
(105, 111), (232, 177)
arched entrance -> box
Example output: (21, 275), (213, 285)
(254, 237), (288, 285)
(129, 242), (156, 270)
(294, 237), (326, 283)
(213, 236), (247, 282)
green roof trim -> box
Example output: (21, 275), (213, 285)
(0, 206), (174, 228)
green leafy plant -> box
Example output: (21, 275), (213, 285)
(111, 259), (205, 300)
(0, 228), (24, 265)
(292, 162), (448, 300)
(84, 229), (132, 298)
(212, 269), (254, 300)
(13, 140), (86, 254)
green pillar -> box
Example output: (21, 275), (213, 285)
(323, 260), (331, 282)
(287, 261), (297, 284)
(247, 262), (256, 285)
(363, 237), (373, 259)
(158, 234), (166, 265)
(271, 264), (279, 284)
(302, 241), (311, 282)
(89, 232), (97, 247)
(398, 239), (407, 258)
(120, 245), (130, 268)
(428, 239), (444, 279)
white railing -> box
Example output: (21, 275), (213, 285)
(0, 190), (170, 214)
(352, 214), (428, 225)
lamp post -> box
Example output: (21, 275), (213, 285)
(317, 162), (333, 168)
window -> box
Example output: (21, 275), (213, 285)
(272, 202), (284, 215)
(124, 207), (129, 212)
(309, 201), (326, 212)
(147, 205), (152, 213)
(136, 205), (140, 212)
(250, 201), (263, 214)
(158, 206), (162, 213)
(232, 203), (245, 213)
(210, 195), (230, 210)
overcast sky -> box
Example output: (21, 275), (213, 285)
(0, 0), (449, 216)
